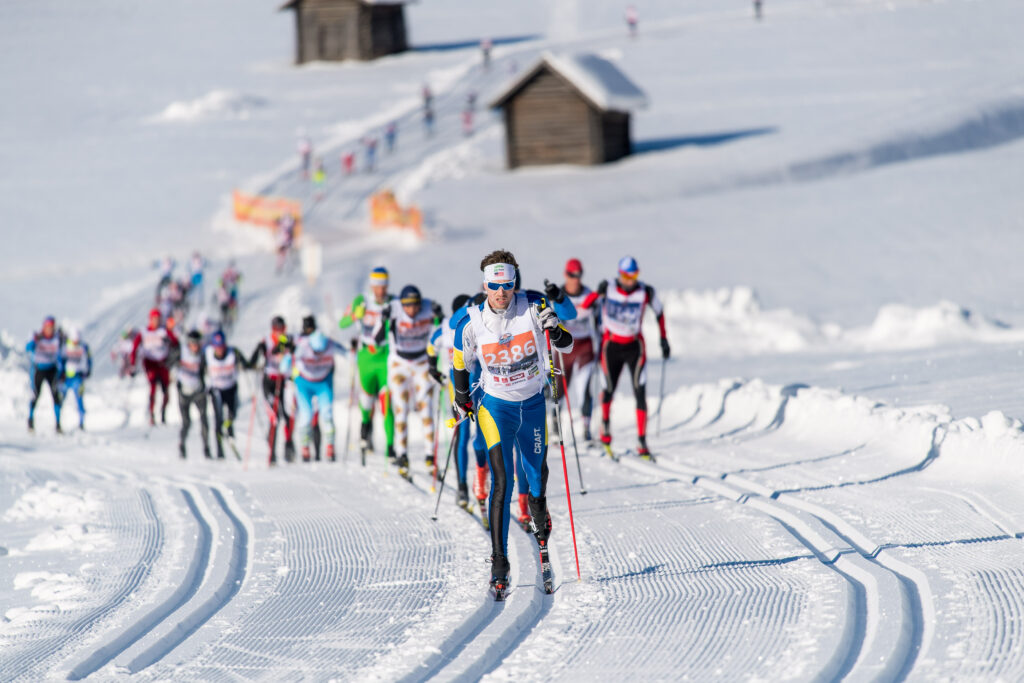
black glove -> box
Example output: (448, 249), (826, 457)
(597, 279), (608, 296)
(428, 365), (444, 385)
(454, 393), (475, 421)
(543, 279), (565, 304)
(350, 338), (358, 352)
(660, 337), (670, 359)
(431, 301), (444, 320)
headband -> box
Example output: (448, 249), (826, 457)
(483, 263), (515, 283)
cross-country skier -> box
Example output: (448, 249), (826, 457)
(580, 256), (669, 458)
(175, 329), (211, 459)
(112, 327), (138, 378)
(428, 294), (487, 509)
(249, 316), (297, 463)
(298, 132), (312, 180)
(625, 4), (638, 37)
(556, 258), (601, 442)
(452, 250), (574, 597)
(26, 315), (63, 433)
(130, 308), (179, 426)
(276, 214), (296, 275)
(338, 267), (396, 462)
(385, 121), (397, 153)
(376, 285), (443, 477)
(217, 262), (241, 330)
(187, 251), (206, 306)
(60, 329), (92, 431)
(282, 318), (347, 462)
(205, 330), (252, 460)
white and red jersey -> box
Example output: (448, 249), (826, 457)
(261, 333), (288, 379)
(386, 299), (435, 359)
(29, 333), (61, 367)
(291, 335), (345, 383)
(205, 346), (241, 391)
(584, 281), (664, 343)
(133, 326), (178, 364)
(564, 286), (599, 343)
(356, 294), (392, 349)
(62, 342), (91, 377)
(177, 344), (204, 394)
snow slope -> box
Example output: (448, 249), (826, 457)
(3, 0), (1024, 680)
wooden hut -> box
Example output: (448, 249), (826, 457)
(489, 53), (648, 168)
(278, 0), (408, 64)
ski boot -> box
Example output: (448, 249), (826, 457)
(457, 482), (470, 509)
(600, 421), (617, 460)
(359, 421), (373, 454)
(149, 411), (156, 427)
(528, 495), (554, 594)
(637, 436), (655, 462)
(425, 454), (435, 470)
(27, 415), (34, 433)
(179, 442), (187, 459)
(161, 404), (167, 425)
(387, 445), (398, 466)
(397, 453), (411, 480)
(517, 493), (532, 531)
(326, 444), (336, 462)
(203, 444), (212, 459)
(301, 446), (311, 462)
(490, 554), (511, 601)
(284, 440), (296, 463)
(582, 417), (593, 444)
(55, 423), (63, 435)
(225, 419), (234, 438)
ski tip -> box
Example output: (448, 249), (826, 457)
(580, 490), (588, 495)
(430, 515), (438, 522)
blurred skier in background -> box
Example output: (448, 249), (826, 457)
(385, 121), (397, 153)
(175, 329), (211, 459)
(558, 258), (601, 442)
(249, 315), (297, 463)
(298, 132), (312, 180)
(625, 5), (638, 37)
(60, 328), (92, 431)
(187, 251), (206, 306)
(112, 327), (139, 378)
(129, 308), (179, 426)
(26, 315), (63, 433)
(276, 212), (297, 275)
(282, 317), (348, 462)
(205, 330), (252, 460)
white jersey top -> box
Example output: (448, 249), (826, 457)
(357, 294), (392, 349)
(601, 281), (663, 340)
(178, 345), (204, 394)
(62, 343), (90, 377)
(140, 327), (173, 362)
(30, 334), (61, 367)
(262, 333), (288, 379)
(205, 346), (240, 391)
(291, 335), (344, 382)
(462, 293), (548, 402)
(564, 287), (599, 342)
(387, 299), (435, 359)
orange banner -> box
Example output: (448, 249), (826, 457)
(370, 190), (422, 236)
(233, 190), (303, 238)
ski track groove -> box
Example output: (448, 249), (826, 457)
(0, 486), (162, 682)
(66, 486), (210, 680)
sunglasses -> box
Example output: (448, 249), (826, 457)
(565, 271), (582, 278)
(486, 281), (515, 291)
(619, 271), (639, 280)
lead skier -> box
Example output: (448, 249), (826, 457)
(452, 250), (573, 597)
(26, 315), (63, 433)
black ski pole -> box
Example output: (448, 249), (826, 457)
(555, 357), (586, 495)
(656, 357), (666, 437)
(431, 413), (472, 521)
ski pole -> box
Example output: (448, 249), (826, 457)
(432, 413), (473, 521)
(556, 356), (587, 495)
(431, 385), (443, 493)
(343, 353), (357, 463)
(269, 376), (282, 467)
(656, 357), (666, 437)
(545, 329), (582, 581)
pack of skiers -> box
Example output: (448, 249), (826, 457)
(24, 250), (671, 600)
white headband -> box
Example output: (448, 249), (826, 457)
(483, 263), (515, 283)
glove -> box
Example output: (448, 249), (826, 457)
(350, 338), (358, 352)
(428, 365), (445, 385)
(128, 366), (138, 378)
(597, 280), (608, 296)
(543, 279), (565, 304)
(660, 337), (670, 359)
(537, 305), (560, 331)
(453, 393), (475, 422)
(431, 301), (444, 320)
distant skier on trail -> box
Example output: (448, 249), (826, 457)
(557, 258), (601, 442)
(26, 315), (63, 433)
(205, 330), (252, 460)
(451, 250), (574, 599)
(338, 267), (396, 462)
(580, 256), (669, 459)
(282, 317), (348, 462)
(60, 328), (92, 431)
(385, 121), (397, 153)
(376, 285), (443, 478)
(130, 308), (179, 426)
(112, 327), (138, 378)
(249, 315), (297, 463)
(175, 329), (212, 459)
(187, 251), (206, 306)
(298, 132), (312, 179)
(276, 212), (297, 275)
(625, 4), (638, 37)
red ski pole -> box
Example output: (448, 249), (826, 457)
(545, 329), (582, 581)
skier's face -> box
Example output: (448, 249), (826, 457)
(618, 273), (639, 292)
(402, 302), (421, 318)
(564, 270), (583, 295)
(371, 285), (388, 302)
(149, 313), (161, 328)
(486, 280), (514, 310)
(42, 321), (55, 337)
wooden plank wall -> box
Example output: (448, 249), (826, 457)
(293, 0), (405, 62)
(601, 111), (631, 162)
(369, 5), (407, 58)
(507, 69), (596, 167)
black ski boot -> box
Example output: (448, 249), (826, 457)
(637, 436), (654, 461)
(27, 415), (34, 433)
(397, 453), (411, 480)
(490, 554), (511, 601)
(457, 482), (469, 509)
(203, 444), (212, 459)
(359, 421), (373, 453)
(425, 454), (435, 469)
(387, 445), (398, 466)
(179, 442), (187, 459)
(284, 440), (296, 462)
(528, 495), (554, 593)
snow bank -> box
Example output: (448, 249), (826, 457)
(150, 90), (268, 123)
(648, 288), (1024, 357)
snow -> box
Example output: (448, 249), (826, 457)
(4, 0), (1024, 679)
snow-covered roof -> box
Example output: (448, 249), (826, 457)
(489, 51), (649, 112)
(279, 0), (409, 10)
